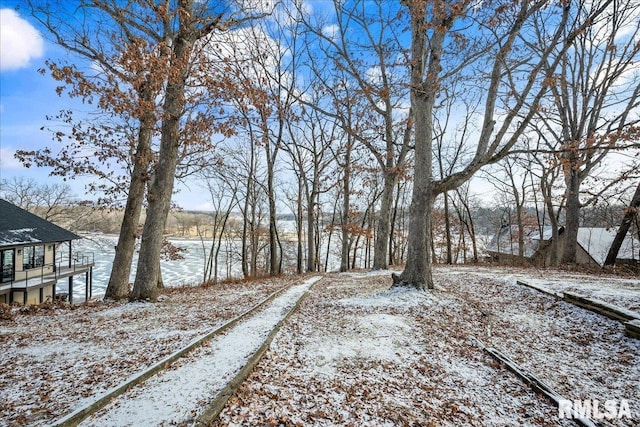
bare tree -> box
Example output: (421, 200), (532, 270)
(530, 0), (640, 264)
(604, 181), (640, 267)
(205, 6), (304, 276)
(19, 0), (172, 300)
(0, 177), (84, 226)
(485, 157), (535, 260)
(19, 0), (249, 301)
(198, 161), (239, 284)
(394, 0), (607, 289)
(131, 1), (268, 301)
(283, 106), (336, 272)
(128, 2), (207, 300)
(223, 139), (268, 279)
(528, 136), (566, 265)
(296, 0), (413, 270)
(451, 184), (479, 263)
(389, 174), (412, 266)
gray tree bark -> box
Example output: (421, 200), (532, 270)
(340, 139), (352, 273)
(373, 172), (397, 269)
(604, 182), (640, 267)
(560, 171), (582, 264)
(395, 0), (572, 289)
(105, 84), (154, 300)
(392, 1), (449, 290)
(131, 2), (197, 301)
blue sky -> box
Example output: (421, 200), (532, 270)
(0, 1), (331, 211)
(0, 1), (212, 209)
(0, 1), (503, 212)
(0, 1), (341, 211)
(0, 2), (106, 203)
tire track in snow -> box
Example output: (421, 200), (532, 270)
(77, 276), (322, 427)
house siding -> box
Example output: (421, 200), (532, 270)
(0, 200), (94, 306)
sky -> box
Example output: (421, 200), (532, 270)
(2, 1), (639, 217)
(0, 2), (215, 210)
(0, 3), (164, 208)
(0, 5), (64, 190)
(0, 1), (511, 212)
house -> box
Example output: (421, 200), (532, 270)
(547, 227), (640, 268)
(485, 225), (555, 264)
(0, 199), (94, 305)
(486, 224), (640, 268)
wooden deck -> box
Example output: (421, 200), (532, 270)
(0, 258), (95, 304)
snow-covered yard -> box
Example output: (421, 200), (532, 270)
(216, 268), (639, 426)
(1, 266), (638, 426)
(0, 278), (288, 426)
(463, 266), (640, 311)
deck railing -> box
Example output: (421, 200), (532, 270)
(0, 252), (94, 290)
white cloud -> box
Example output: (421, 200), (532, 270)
(0, 146), (22, 170)
(0, 9), (44, 71)
(321, 24), (339, 40)
(365, 66), (383, 84)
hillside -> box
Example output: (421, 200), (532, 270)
(1, 266), (638, 426)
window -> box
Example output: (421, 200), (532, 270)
(23, 246), (33, 269)
(22, 245), (45, 269)
(34, 245), (44, 267)
(1, 249), (14, 282)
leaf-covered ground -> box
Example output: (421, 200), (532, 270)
(216, 268), (639, 427)
(1, 267), (638, 426)
(0, 278), (289, 426)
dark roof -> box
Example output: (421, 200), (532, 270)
(0, 199), (80, 247)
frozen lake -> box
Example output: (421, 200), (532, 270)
(57, 234), (238, 300)
(58, 230), (351, 301)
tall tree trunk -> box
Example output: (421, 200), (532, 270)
(241, 146), (255, 279)
(340, 141), (352, 272)
(296, 175), (304, 274)
(104, 90), (153, 300)
(157, 259), (164, 289)
(604, 181), (640, 267)
(457, 189), (478, 262)
(131, 17), (194, 301)
(393, 2), (449, 290)
(241, 198), (249, 278)
(443, 191), (452, 264)
(250, 207), (258, 277)
(540, 173), (560, 266)
(560, 171), (581, 264)
(516, 205), (524, 259)
(389, 181), (402, 266)
(373, 172), (396, 269)
(394, 89), (435, 289)
(266, 160), (280, 275)
(306, 188), (316, 272)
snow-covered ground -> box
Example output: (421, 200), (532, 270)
(459, 265), (640, 311)
(82, 276), (320, 426)
(1, 266), (638, 426)
(218, 267), (639, 427)
(0, 278), (288, 426)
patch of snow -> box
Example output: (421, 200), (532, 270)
(338, 285), (433, 308)
(298, 313), (419, 377)
(3, 267), (638, 426)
